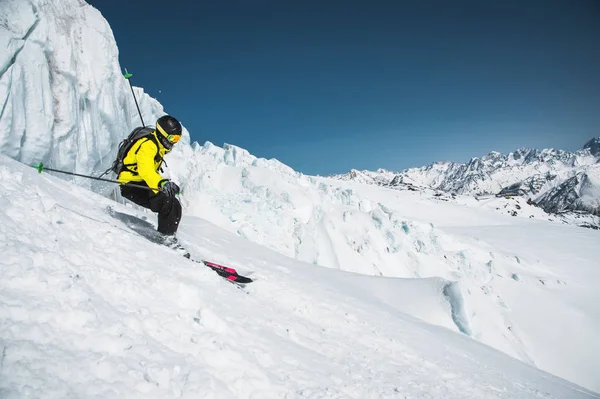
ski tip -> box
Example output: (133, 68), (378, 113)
(233, 276), (253, 284)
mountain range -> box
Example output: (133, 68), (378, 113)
(334, 138), (600, 221)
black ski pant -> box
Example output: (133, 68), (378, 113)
(120, 182), (182, 236)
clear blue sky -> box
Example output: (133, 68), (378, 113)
(87, 0), (599, 175)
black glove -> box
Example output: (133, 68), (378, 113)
(160, 180), (180, 197)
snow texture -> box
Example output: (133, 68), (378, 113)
(1, 0), (600, 396)
(2, 154), (600, 398)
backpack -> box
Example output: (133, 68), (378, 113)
(102, 126), (160, 177)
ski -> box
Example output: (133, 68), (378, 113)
(162, 243), (254, 285)
(159, 242), (254, 285)
(105, 207), (253, 284)
(166, 245), (253, 285)
(193, 259), (254, 284)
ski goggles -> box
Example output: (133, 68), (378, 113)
(156, 124), (182, 144)
(167, 134), (181, 144)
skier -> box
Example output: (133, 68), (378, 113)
(117, 115), (183, 244)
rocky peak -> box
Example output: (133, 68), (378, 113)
(583, 137), (600, 157)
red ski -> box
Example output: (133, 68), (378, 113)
(196, 260), (253, 284)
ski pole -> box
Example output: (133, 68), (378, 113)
(33, 163), (160, 192)
(124, 68), (145, 126)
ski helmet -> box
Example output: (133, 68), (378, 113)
(155, 115), (182, 150)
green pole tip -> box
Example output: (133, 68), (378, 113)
(35, 162), (44, 173)
(123, 68), (132, 79)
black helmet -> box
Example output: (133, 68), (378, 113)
(155, 115), (182, 150)
(156, 115), (182, 136)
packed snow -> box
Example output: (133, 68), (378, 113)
(161, 142), (600, 393)
(2, 154), (600, 398)
(1, 0), (600, 397)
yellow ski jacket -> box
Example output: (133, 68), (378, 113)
(117, 131), (169, 190)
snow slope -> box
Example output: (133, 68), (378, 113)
(2, 155), (599, 398)
(1, 0), (600, 395)
(163, 142), (600, 392)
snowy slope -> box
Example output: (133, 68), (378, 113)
(163, 141), (600, 391)
(2, 154), (600, 398)
(1, 0), (600, 395)
(535, 168), (600, 214)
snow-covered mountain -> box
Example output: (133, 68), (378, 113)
(583, 136), (600, 157)
(335, 139), (600, 220)
(2, 0), (600, 396)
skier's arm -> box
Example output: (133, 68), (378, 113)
(136, 140), (164, 190)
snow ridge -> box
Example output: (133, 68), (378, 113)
(442, 281), (471, 336)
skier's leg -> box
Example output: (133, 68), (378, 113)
(149, 194), (182, 236)
(120, 182), (153, 209)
